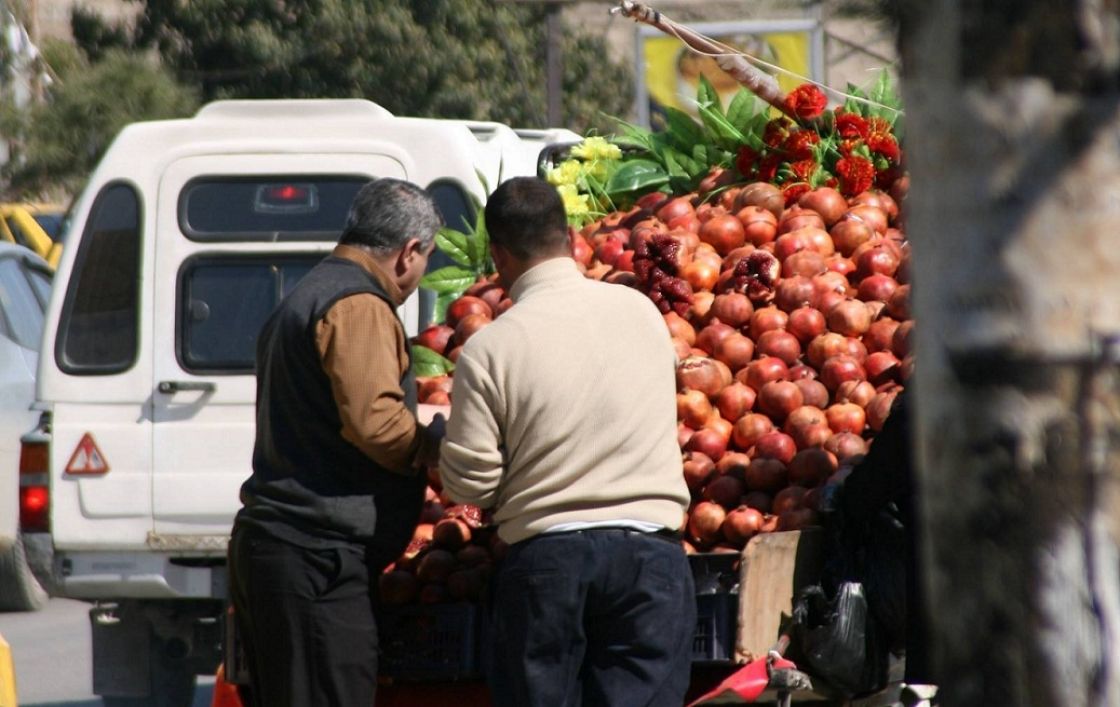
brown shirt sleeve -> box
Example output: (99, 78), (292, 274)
(315, 293), (424, 474)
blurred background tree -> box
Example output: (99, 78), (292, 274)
(1, 43), (199, 196)
(72, 0), (634, 134)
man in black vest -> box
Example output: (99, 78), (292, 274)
(229, 178), (445, 706)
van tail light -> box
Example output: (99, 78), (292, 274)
(19, 438), (49, 532)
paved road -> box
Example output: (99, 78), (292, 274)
(0, 598), (215, 706)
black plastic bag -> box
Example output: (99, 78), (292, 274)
(790, 578), (889, 697)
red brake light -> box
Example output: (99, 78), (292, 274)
(254, 183), (318, 214)
(20, 486), (49, 532)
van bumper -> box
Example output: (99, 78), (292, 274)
(56, 551), (228, 600)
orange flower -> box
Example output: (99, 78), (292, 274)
(764, 118), (792, 148)
(782, 84), (828, 120)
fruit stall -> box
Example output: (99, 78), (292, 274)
(219, 4), (918, 704)
(384, 23), (912, 706)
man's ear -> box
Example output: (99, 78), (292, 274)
(396, 237), (423, 274)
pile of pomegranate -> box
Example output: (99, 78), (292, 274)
(385, 178), (910, 605)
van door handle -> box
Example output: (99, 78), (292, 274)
(158, 380), (216, 394)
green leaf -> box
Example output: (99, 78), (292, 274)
(420, 265), (477, 295)
(435, 228), (472, 267)
(665, 147), (707, 179)
(698, 104), (745, 149)
(661, 107), (707, 152)
(608, 118), (655, 152)
(411, 345), (455, 377)
(725, 89), (759, 133)
(696, 74), (722, 115)
(604, 159), (670, 194)
(433, 291), (456, 325)
(465, 209), (490, 270)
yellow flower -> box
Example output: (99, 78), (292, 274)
(557, 184), (590, 218)
(546, 159), (584, 187)
(585, 159), (611, 184)
(570, 136), (622, 162)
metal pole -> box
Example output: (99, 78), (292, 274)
(546, 2), (562, 126)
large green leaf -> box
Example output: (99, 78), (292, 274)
(665, 147), (707, 179)
(696, 74), (722, 115)
(725, 89), (759, 134)
(435, 228), (472, 267)
(411, 345), (455, 377)
(604, 159), (670, 194)
(420, 265), (477, 295)
(661, 107), (707, 153)
(698, 104), (746, 149)
(465, 210), (490, 270)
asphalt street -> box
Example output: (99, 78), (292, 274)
(0, 598), (215, 706)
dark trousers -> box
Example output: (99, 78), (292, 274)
(489, 528), (696, 707)
(228, 525), (378, 707)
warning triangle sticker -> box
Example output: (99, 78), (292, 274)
(65, 433), (110, 475)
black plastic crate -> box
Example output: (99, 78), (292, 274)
(692, 591), (738, 663)
(377, 602), (484, 681)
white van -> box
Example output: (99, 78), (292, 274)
(18, 98), (578, 705)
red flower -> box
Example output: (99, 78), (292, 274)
(836, 156), (876, 196)
(789, 159), (818, 182)
(758, 154), (783, 183)
(735, 146), (759, 179)
(782, 130), (820, 161)
(867, 133), (901, 163)
(782, 183), (811, 207)
(835, 112), (869, 140)
(875, 165), (903, 191)
(782, 84), (828, 120)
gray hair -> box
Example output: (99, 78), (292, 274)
(339, 178), (443, 252)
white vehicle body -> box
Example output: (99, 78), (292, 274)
(22, 98), (578, 703)
(0, 242), (53, 612)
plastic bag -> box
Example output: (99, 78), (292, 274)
(790, 580), (887, 697)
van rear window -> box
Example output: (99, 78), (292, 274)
(179, 255), (324, 371)
(180, 177), (369, 241)
(56, 183), (142, 374)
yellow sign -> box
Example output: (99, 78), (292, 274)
(644, 31), (811, 124)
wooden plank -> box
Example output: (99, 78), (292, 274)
(735, 528), (825, 664)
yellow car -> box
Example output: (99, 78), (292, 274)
(0, 203), (66, 269)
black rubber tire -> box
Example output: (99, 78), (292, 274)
(0, 532), (48, 612)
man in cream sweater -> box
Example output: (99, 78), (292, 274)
(440, 177), (694, 706)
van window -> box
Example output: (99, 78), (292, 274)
(180, 176), (369, 241)
(180, 255), (324, 372)
(56, 183), (142, 373)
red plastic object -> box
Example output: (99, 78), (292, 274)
(211, 664), (245, 707)
(687, 654), (798, 705)
(376, 681), (492, 706)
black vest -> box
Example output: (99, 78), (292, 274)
(236, 255), (423, 561)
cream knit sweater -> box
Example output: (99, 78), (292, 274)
(439, 257), (689, 544)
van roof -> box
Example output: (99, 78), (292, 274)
(90, 98), (581, 191)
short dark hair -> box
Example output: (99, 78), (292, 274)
(339, 178), (443, 252)
(484, 177), (569, 260)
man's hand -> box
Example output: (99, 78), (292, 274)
(417, 412), (447, 468)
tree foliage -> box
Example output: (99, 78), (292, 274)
(1, 47), (199, 196)
(73, 0), (634, 134)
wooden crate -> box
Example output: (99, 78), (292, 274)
(735, 528), (825, 664)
